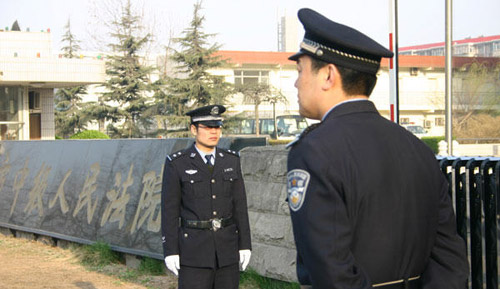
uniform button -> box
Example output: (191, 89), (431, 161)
(213, 211), (217, 216)
(211, 179), (215, 183)
(184, 233), (188, 237)
(229, 178), (233, 181)
(212, 195), (216, 199)
(190, 180), (194, 184)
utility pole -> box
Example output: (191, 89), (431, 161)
(445, 0), (453, 155)
(388, 0), (400, 124)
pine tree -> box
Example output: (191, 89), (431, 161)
(54, 19), (88, 138)
(100, 0), (155, 138)
(154, 0), (232, 136)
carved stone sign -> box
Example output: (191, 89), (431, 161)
(0, 138), (201, 258)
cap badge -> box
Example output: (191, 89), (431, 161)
(287, 169), (310, 212)
(211, 106), (219, 115)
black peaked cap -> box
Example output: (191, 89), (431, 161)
(289, 8), (394, 75)
(186, 105), (226, 127)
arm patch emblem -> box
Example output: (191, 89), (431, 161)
(287, 169), (310, 212)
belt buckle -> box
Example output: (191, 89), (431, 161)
(211, 218), (222, 231)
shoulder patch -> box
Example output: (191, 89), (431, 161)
(287, 169), (310, 212)
(167, 149), (186, 162)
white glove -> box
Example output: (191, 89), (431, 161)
(239, 249), (251, 271)
(164, 255), (180, 276)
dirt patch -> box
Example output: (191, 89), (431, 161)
(0, 233), (176, 289)
(0, 233), (264, 289)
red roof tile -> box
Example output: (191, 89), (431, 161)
(215, 51), (500, 69)
(399, 35), (500, 51)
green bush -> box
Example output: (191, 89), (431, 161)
(240, 269), (300, 289)
(77, 241), (121, 268)
(421, 136), (445, 154)
(138, 257), (164, 275)
(268, 139), (293, 146)
(69, 130), (110, 139)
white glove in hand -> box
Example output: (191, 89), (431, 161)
(239, 249), (251, 271)
(164, 255), (180, 276)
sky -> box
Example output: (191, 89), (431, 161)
(1, 0), (499, 53)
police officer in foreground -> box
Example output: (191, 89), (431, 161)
(161, 105), (252, 289)
(286, 8), (469, 289)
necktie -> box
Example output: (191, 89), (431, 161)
(205, 154), (214, 172)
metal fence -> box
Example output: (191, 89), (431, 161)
(438, 157), (500, 289)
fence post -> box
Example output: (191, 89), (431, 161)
(466, 159), (484, 289)
(481, 160), (498, 289)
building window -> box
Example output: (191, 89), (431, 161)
(400, 117), (410, 124)
(0, 86), (22, 140)
(234, 70), (269, 87)
(435, 117), (445, 126)
(29, 91), (41, 110)
(424, 120), (432, 129)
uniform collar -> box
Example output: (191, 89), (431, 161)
(322, 98), (369, 121)
(323, 99), (379, 122)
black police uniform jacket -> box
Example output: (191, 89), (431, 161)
(161, 144), (252, 268)
(287, 100), (468, 289)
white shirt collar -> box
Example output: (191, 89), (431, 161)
(322, 98), (369, 121)
(194, 144), (215, 163)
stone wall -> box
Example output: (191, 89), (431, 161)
(0, 139), (296, 282)
(239, 145), (297, 282)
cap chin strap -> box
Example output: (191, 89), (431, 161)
(302, 38), (379, 65)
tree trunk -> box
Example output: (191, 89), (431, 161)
(254, 103), (260, 136)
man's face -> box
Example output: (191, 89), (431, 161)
(294, 55), (323, 120)
(191, 123), (222, 152)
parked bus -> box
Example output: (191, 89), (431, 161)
(226, 115), (310, 140)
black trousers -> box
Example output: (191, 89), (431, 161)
(178, 263), (239, 289)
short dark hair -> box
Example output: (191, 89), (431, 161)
(310, 57), (378, 97)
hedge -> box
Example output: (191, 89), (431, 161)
(69, 130), (110, 140)
(420, 136), (445, 154)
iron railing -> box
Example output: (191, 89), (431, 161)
(439, 157), (499, 289)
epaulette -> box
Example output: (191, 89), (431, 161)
(166, 149), (186, 162)
(286, 122), (321, 149)
(220, 148), (240, 157)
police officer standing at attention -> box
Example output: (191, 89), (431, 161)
(161, 105), (252, 289)
(286, 8), (469, 289)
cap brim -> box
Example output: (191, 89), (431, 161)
(288, 51), (305, 61)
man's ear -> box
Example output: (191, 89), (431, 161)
(190, 124), (197, 136)
(322, 64), (337, 90)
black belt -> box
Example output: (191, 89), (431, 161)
(180, 217), (234, 232)
(300, 276), (420, 289)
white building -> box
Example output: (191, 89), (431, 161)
(0, 26), (106, 140)
(2, 23), (496, 140)
(400, 35), (500, 57)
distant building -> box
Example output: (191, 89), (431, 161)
(277, 15), (300, 53)
(0, 23), (106, 140)
(211, 51), (499, 137)
(1, 21), (497, 141)
(400, 35), (500, 57)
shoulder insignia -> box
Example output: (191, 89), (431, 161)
(167, 149), (186, 162)
(220, 148), (240, 157)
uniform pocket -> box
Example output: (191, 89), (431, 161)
(222, 171), (239, 197)
(181, 173), (204, 198)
